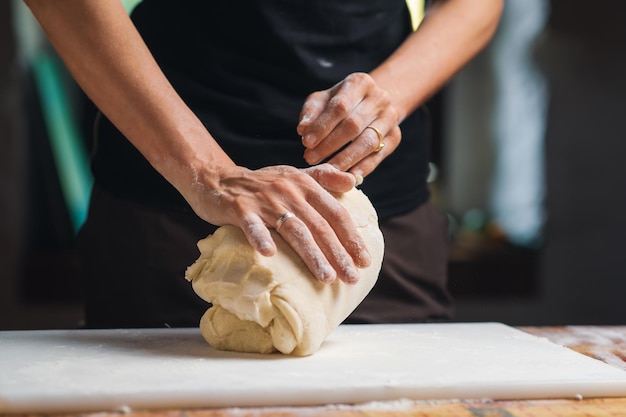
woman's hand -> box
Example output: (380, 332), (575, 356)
(297, 73), (402, 179)
(185, 163), (371, 285)
(23, 0), (372, 287)
(297, 0), (504, 181)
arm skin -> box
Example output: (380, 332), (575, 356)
(298, 0), (504, 179)
(23, 0), (370, 284)
(23, 0), (501, 285)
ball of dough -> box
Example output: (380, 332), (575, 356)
(185, 187), (384, 356)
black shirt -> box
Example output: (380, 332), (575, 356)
(93, 0), (431, 218)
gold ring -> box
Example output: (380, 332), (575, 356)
(276, 212), (296, 231)
(366, 126), (385, 152)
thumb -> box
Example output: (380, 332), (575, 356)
(304, 164), (357, 193)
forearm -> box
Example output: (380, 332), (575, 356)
(371, 0), (503, 121)
(23, 0), (235, 197)
(23, 0), (377, 284)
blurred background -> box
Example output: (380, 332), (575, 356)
(1, 0), (625, 330)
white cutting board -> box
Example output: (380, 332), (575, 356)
(2, 323), (626, 413)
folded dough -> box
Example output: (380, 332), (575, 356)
(184, 188), (384, 356)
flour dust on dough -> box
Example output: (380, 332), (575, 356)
(185, 187), (384, 356)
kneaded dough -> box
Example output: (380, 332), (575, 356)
(184, 187), (384, 356)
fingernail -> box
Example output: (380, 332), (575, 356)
(300, 114), (311, 124)
(343, 267), (360, 284)
(318, 265), (336, 283)
(357, 249), (371, 267)
(258, 240), (274, 255)
(302, 134), (315, 148)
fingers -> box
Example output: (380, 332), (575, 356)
(240, 214), (276, 256)
(306, 198), (372, 271)
(297, 90), (329, 141)
(273, 180), (370, 284)
(299, 74), (371, 149)
(298, 72), (401, 176)
(186, 165), (370, 285)
(228, 167), (371, 284)
(332, 123), (402, 178)
(303, 163), (357, 193)
(274, 201), (370, 284)
(272, 212), (341, 284)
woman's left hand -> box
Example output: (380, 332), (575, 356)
(297, 72), (402, 179)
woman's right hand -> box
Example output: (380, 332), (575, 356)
(183, 163), (372, 285)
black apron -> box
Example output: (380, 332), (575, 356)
(92, 0), (431, 218)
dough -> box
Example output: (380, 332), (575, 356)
(184, 188), (384, 356)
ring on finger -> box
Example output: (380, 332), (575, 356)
(365, 125), (385, 153)
(276, 211), (297, 231)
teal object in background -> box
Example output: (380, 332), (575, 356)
(32, 53), (93, 235)
(121, 0), (142, 13)
(22, 0), (140, 236)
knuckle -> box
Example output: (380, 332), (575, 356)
(268, 177), (298, 198)
(384, 104), (400, 124)
(392, 125), (402, 142)
(379, 87), (391, 103)
(328, 96), (350, 116)
(273, 165), (300, 178)
(306, 90), (324, 102)
(275, 169), (318, 194)
(343, 114), (362, 136)
(230, 197), (249, 218)
(382, 125), (400, 148)
(347, 72), (372, 86)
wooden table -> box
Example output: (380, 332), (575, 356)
(7, 326), (626, 417)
